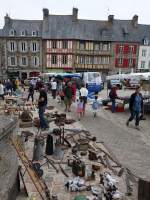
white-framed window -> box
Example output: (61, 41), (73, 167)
(20, 57), (28, 66)
(129, 45), (134, 53)
(129, 58), (133, 66)
(94, 43), (100, 51)
(33, 56), (39, 67)
(31, 42), (39, 52)
(62, 41), (68, 49)
(141, 61), (145, 68)
(8, 56), (17, 66)
(118, 58), (123, 64)
(20, 42), (27, 52)
(62, 55), (68, 64)
(143, 38), (149, 45)
(32, 31), (38, 37)
(94, 57), (98, 64)
(142, 49), (146, 57)
(51, 55), (57, 64)
(52, 41), (57, 49)
(103, 44), (108, 51)
(21, 30), (27, 36)
(9, 29), (16, 36)
(8, 41), (16, 52)
(119, 45), (124, 53)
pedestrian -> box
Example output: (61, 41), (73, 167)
(126, 86), (143, 130)
(64, 82), (73, 112)
(38, 87), (49, 131)
(0, 81), (5, 100)
(27, 84), (34, 103)
(79, 83), (88, 116)
(51, 79), (57, 99)
(92, 96), (101, 118)
(76, 96), (84, 121)
(109, 86), (119, 113)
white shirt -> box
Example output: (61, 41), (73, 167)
(80, 87), (88, 97)
(51, 81), (57, 90)
(0, 84), (4, 95)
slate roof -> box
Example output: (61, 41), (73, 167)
(3, 19), (42, 37)
(1, 13), (150, 43)
(42, 14), (150, 42)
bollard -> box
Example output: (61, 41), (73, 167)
(32, 136), (44, 161)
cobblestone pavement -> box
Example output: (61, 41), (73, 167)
(49, 89), (150, 182)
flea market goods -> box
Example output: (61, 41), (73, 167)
(20, 110), (33, 122)
(72, 159), (86, 177)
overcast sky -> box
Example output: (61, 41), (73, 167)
(0, 0), (149, 28)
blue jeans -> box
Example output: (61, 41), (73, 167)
(39, 106), (48, 129)
(111, 99), (116, 113)
(128, 110), (140, 126)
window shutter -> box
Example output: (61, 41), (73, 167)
(134, 45), (137, 54)
(124, 44), (129, 54)
(116, 44), (119, 54)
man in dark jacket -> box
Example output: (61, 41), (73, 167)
(126, 86), (143, 130)
(38, 87), (49, 130)
(27, 84), (34, 102)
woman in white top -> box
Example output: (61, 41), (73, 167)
(0, 81), (4, 100)
(79, 84), (88, 116)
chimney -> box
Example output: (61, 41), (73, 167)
(72, 8), (78, 22)
(108, 15), (114, 23)
(132, 15), (138, 27)
(43, 8), (49, 19)
(4, 14), (11, 25)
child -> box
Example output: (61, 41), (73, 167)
(92, 96), (101, 118)
(77, 97), (84, 120)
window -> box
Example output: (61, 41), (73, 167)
(119, 45), (124, 53)
(129, 45), (134, 53)
(118, 58), (123, 64)
(9, 29), (16, 36)
(80, 42), (85, 50)
(33, 56), (39, 67)
(62, 41), (68, 49)
(103, 44), (108, 51)
(52, 41), (57, 49)
(141, 61), (145, 68)
(21, 57), (27, 66)
(51, 55), (57, 64)
(21, 30), (27, 36)
(94, 57), (98, 64)
(32, 42), (39, 52)
(10, 42), (15, 52)
(79, 56), (85, 64)
(142, 49), (146, 57)
(94, 43), (100, 51)
(62, 55), (68, 64)
(20, 42), (27, 52)
(9, 56), (16, 66)
(32, 31), (38, 37)
(129, 58), (133, 66)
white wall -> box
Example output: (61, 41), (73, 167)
(138, 45), (150, 70)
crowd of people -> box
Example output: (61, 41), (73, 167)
(0, 76), (145, 131)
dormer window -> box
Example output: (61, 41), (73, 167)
(32, 31), (38, 37)
(9, 29), (16, 36)
(143, 38), (149, 45)
(21, 30), (27, 36)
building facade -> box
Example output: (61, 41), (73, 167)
(1, 9), (150, 78)
(114, 42), (138, 72)
(138, 38), (150, 72)
(2, 14), (43, 79)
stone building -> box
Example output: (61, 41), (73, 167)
(2, 14), (43, 79)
